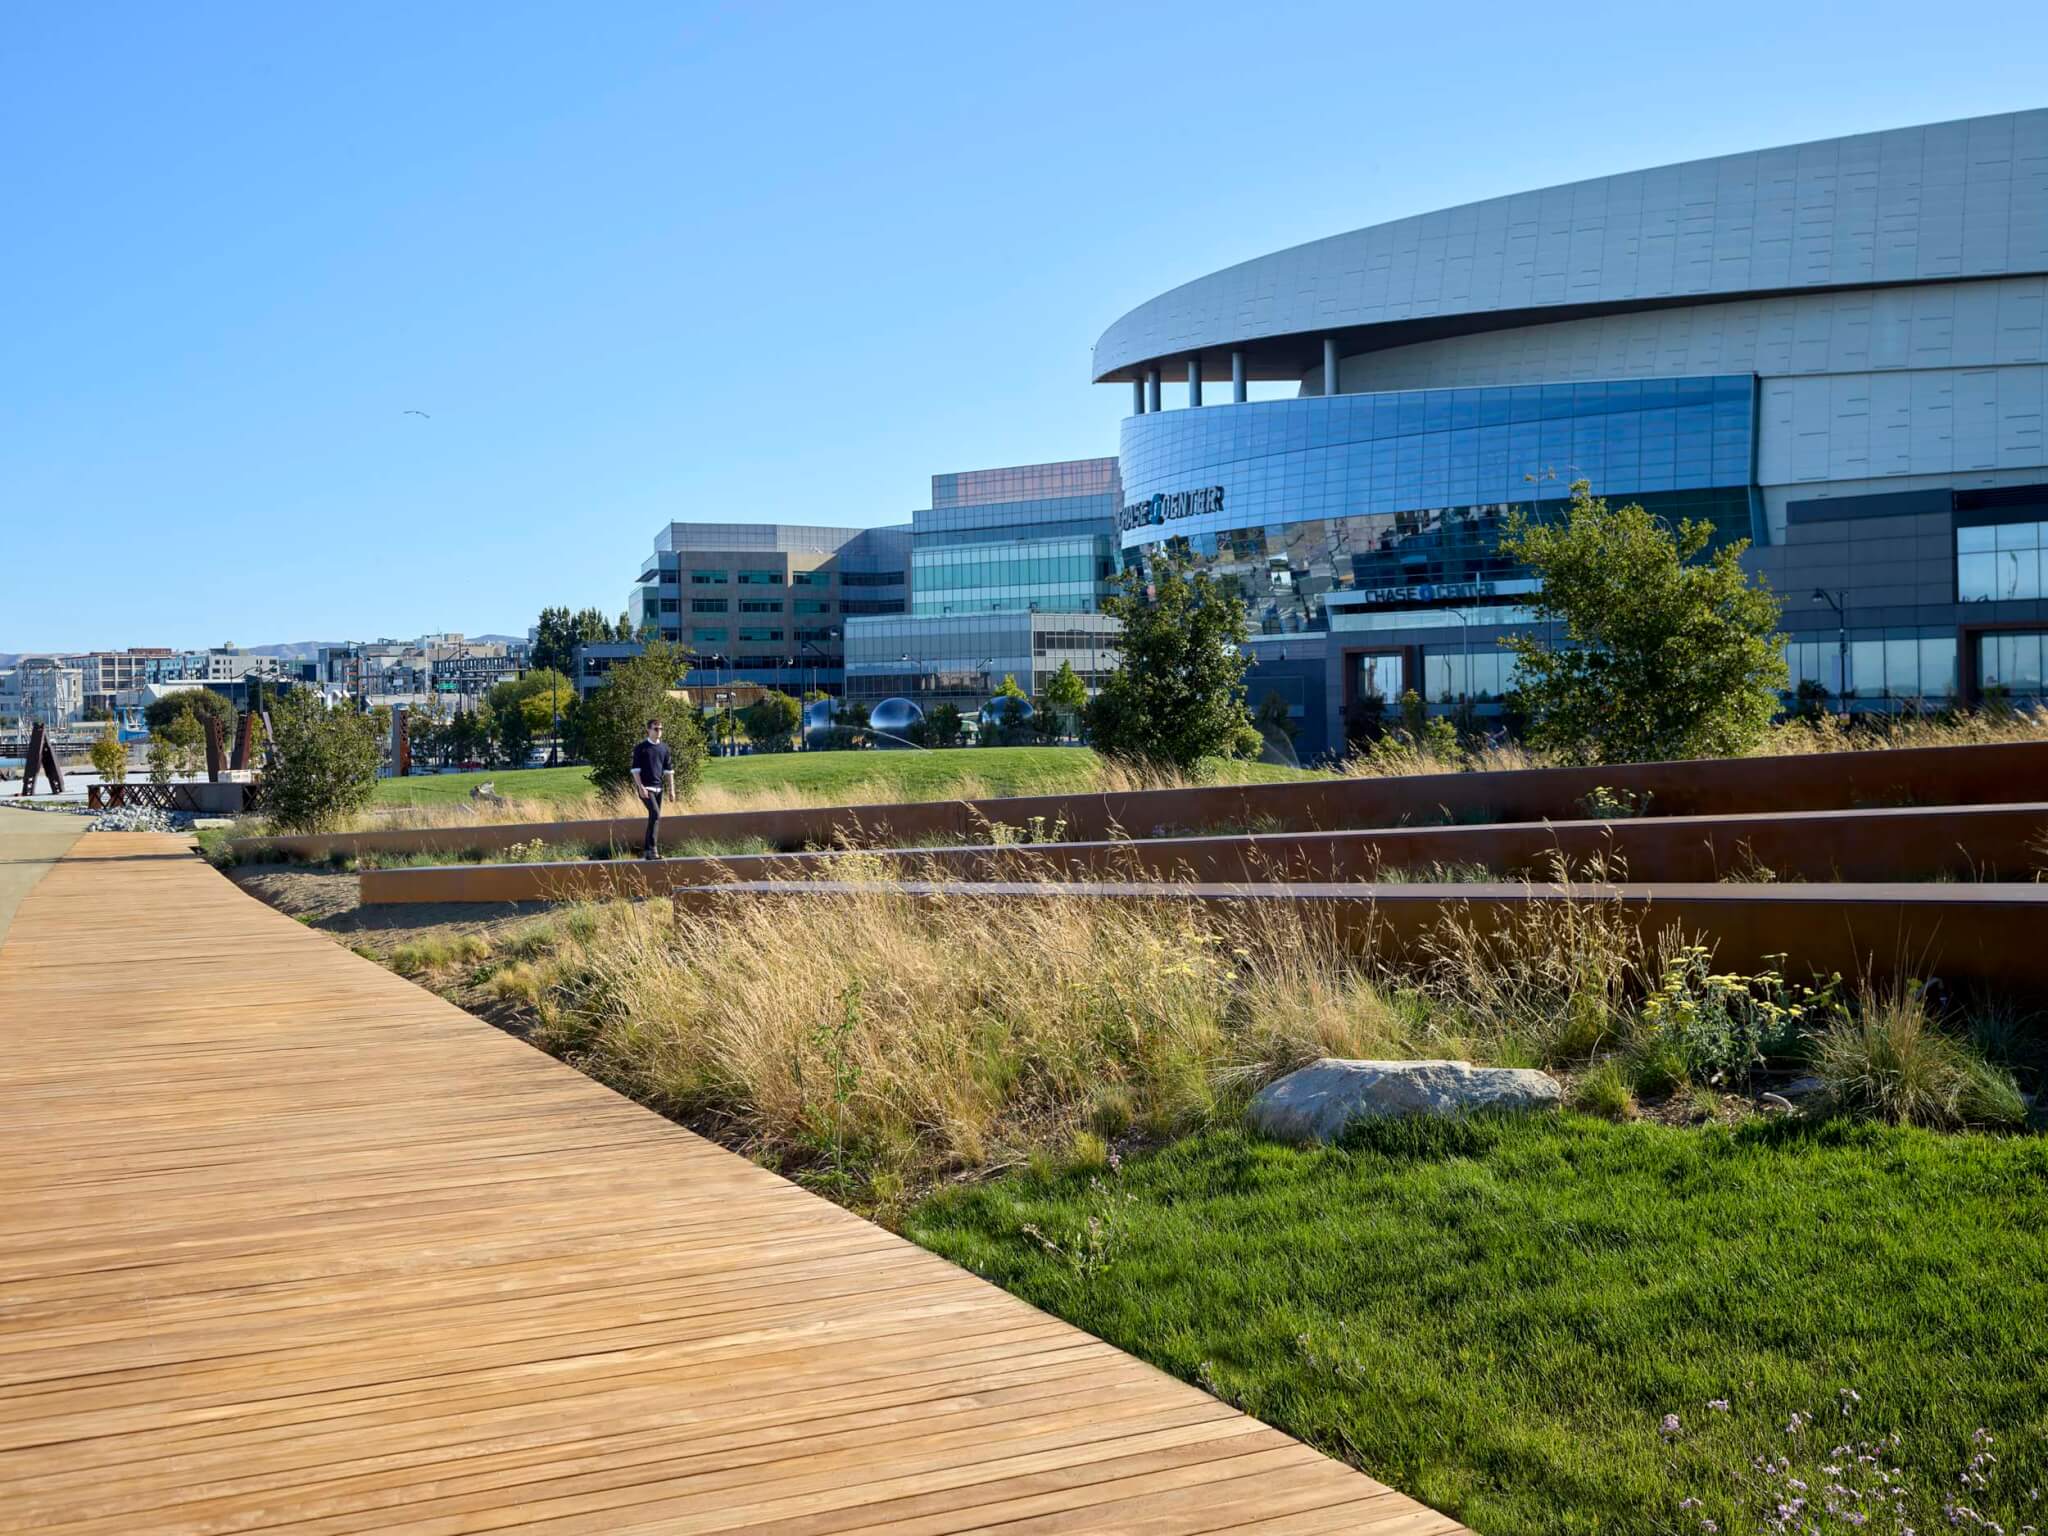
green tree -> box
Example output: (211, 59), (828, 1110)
(529, 607), (626, 676)
(1041, 660), (1087, 739)
(994, 673), (1028, 701)
(1084, 549), (1252, 770)
(1499, 482), (1787, 764)
(261, 690), (382, 832)
(580, 639), (707, 793)
(741, 693), (802, 753)
(147, 706), (206, 783)
(143, 687), (237, 735)
(926, 702), (964, 748)
(89, 720), (128, 783)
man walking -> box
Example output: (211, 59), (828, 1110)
(632, 718), (675, 860)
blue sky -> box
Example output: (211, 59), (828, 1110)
(4, 1), (2044, 652)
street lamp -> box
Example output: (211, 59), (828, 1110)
(798, 633), (835, 749)
(1811, 589), (1848, 713)
(1440, 607), (1475, 715)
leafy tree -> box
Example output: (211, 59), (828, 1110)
(146, 706), (205, 783)
(741, 692), (802, 753)
(144, 687), (237, 734)
(1499, 482), (1787, 764)
(82, 702), (113, 722)
(994, 673), (1028, 701)
(261, 690), (382, 832)
(530, 607), (627, 675)
(580, 639), (707, 793)
(927, 701), (965, 749)
(1084, 548), (1252, 770)
(89, 720), (128, 783)
(496, 701), (534, 764)
(1041, 660), (1087, 739)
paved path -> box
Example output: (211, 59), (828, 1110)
(0, 832), (1465, 1535)
(0, 805), (86, 946)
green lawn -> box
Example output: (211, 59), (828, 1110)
(908, 1116), (2048, 1536)
(372, 747), (1324, 808)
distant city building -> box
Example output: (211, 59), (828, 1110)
(69, 648), (175, 714)
(147, 646), (290, 686)
(317, 635), (526, 709)
(11, 656), (86, 727)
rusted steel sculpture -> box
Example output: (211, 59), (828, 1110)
(14, 723), (64, 796)
(231, 710), (255, 772)
(203, 713), (225, 782)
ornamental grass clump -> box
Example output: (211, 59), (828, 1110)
(1812, 984), (2028, 1129)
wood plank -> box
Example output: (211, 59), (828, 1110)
(0, 833), (1469, 1533)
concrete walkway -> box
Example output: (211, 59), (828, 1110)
(0, 832), (1466, 1534)
(0, 804), (87, 945)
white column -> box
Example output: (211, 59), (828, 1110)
(1133, 379), (1145, 415)
(1186, 358), (1202, 408)
(1231, 350), (1246, 403)
(1323, 337), (1340, 396)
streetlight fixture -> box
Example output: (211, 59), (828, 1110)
(798, 632), (836, 749)
(1811, 589), (1848, 713)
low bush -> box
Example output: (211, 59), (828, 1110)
(1570, 1059), (1635, 1120)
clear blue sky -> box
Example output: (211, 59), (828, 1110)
(4, 1), (2043, 653)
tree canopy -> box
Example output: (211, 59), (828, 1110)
(1499, 482), (1787, 764)
(529, 606), (628, 676)
(1084, 548), (1251, 769)
(580, 639), (707, 793)
(262, 691), (381, 832)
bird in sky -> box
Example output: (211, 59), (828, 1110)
(402, 409), (430, 418)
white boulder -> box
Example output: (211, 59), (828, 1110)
(1248, 1058), (1562, 1142)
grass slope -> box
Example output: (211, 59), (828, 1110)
(371, 747), (1320, 808)
(908, 1116), (2048, 1536)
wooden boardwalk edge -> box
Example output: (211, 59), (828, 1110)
(0, 832), (1468, 1535)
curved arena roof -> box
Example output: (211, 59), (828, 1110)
(1090, 111), (2048, 385)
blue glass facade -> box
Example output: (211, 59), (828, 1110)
(911, 459), (1121, 617)
(1117, 377), (1758, 638)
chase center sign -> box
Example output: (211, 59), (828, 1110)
(1117, 485), (1224, 534)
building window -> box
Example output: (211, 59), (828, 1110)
(792, 569), (829, 586)
(1978, 631), (2047, 694)
(739, 598), (782, 614)
(738, 627), (784, 644)
(658, 598), (679, 613)
(737, 569), (783, 585)
(691, 570), (728, 585)
(691, 598), (728, 613)
(794, 598), (833, 615)
(693, 628), (728, 645)
(1957, 520), (2046, 603)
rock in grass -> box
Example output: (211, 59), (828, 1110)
(1248, 1058), (1562, 1143)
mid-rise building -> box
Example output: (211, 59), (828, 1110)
(1094, 109), (2048, 757)
(608, 522), (910, 698)
(71, 648), (175, 714)
(12, 656), (86, 727)
(844, 457), (1125, 707)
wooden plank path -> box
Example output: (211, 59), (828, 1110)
(0, 833), (1465, 1535)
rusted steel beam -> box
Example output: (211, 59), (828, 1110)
(354, 800), (2048, 906)
(238, 737), (2048, 866)
(231, 711), (255, 772)
(203, 713), (225, 782)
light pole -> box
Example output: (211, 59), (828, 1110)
(1811, 589), (1848, 713)
(1440, 607), (1475, 717)
(798, 634), (834, 749)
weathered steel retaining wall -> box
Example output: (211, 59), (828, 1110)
(244, 738), (2048, 866)
(355, 801), (2048, 905)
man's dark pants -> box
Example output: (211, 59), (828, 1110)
(642, 789), (663, 857)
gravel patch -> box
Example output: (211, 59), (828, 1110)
(89, 806), (197, 833)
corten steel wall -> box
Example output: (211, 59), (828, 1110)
(666, 881), (2048, 997)
(240, 738), (2048, 865)
(356, 801), (2048, 905)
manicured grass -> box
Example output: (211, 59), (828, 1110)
(371, 747), (1324, 808)
(908, 1116), (2048, 1536)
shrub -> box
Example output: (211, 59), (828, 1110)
(1637, 945), (1822, 1087)
(89, 721), (128, 784)
(143, 686), (237, 735)
(261, 691), (381, 832)
(1812, 985), (2027, 1129)
(1086, 547), (1252, 770)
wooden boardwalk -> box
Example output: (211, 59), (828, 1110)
(0, 833), (1464, 1535)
